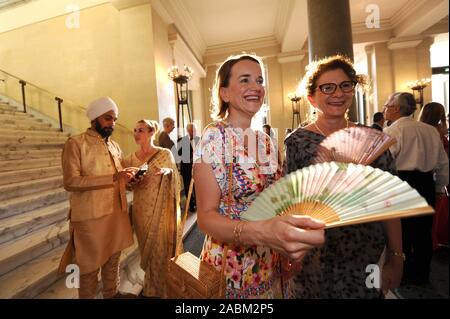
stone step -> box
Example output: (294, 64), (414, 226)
(0, 104), (17, 112)
(0, 135), (68, 145)
(0, 156), (61, 172)
(0, 114), (47, 125)
(0, 175), (63, 201)
(0, 201), (69, 245)
(0, 142), (64, 152)
(0, 220), (69, 277)
(0, 149), (62, 161)
(0, 166), (62, 186)
(0, 109), (29, 117)
(0, 245), (66, 299)
(0, 123), (60, 132)
(35, 241), (141, 299)
(0, 187), (68, 220)
(0, 128), (70, 138)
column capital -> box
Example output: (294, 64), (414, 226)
(387, 35), (427, 50)
(277, 51), (307, 64)
(364, 44), (374, 55)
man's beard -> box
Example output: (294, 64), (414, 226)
(94, 119), (114, 138)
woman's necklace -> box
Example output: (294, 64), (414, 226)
(314, 119), (349, 136)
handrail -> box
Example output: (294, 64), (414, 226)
(0, 67), (133, 133)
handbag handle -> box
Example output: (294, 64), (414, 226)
(174, 161), (232, 298)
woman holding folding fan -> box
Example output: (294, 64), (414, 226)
(193, 53), (325, 299)
(284, 55), (403, 298)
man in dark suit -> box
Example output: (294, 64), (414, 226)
(371, 112), (384, 131)
(177, 123), (200, 212)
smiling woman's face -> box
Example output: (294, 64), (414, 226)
(219, 59), (266, 118)
(308, 68), (354, 119)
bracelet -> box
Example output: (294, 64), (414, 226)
(233, 221), (246, 245)
(389, 250), (406, 261)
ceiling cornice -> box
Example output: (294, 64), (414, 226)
(158, 0), (206, 63)
(111, 0), (150, 10)
(204, 36), (279, 57)
(390, 0), (428, 29)
(352, 19), (393, 34)
(274, 0), (295, 44)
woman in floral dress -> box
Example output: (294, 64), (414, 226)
(193, 53), (325, 299)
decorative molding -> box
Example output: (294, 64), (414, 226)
(390, 0), (428, 29)
(387, 36), (424, 50)
(204, 36), (279, 57)
(277, 51), (306, 64)
(274, 0), (295, 44)
(111, 0), (150, 10)
(0, 0), (32, 11)
(352, 19), (392, 34)
(159, 0), (206, 62)
(150, 0), (172, 24)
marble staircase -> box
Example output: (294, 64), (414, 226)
(0, 98), (142, 299)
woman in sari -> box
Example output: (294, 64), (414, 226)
(124, 119), (182, 298)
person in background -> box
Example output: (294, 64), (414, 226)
(158, 117), (176, 151)
(371, 111), (385, 131)
(177, 122), (200, 212)
(59, 97), (136, 299)
(419, 102), (449, 250)
(124, 119), (181, 298)
(384, 93), (449, 285)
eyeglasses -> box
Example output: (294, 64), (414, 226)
(316, 81), (356, 95)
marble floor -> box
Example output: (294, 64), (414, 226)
(184, 224), (449, 299)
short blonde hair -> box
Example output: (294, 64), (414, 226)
(138, 119), (160, 135)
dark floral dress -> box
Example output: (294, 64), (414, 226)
(284, 127), (397, 299)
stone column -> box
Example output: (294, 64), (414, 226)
(307, 0), (354, 61)
(307, 0), (356, 120)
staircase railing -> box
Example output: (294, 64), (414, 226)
(0, 68), (135, 151)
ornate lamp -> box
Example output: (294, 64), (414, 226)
(288, 92), (301, 129)
(406, 78), (431, 109)
(168, 64), (194, 132)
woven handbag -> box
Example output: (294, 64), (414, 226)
(166, 165), (232, 299)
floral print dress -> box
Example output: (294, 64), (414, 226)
(284, 127), (397, 298)
(194, 121), (289, 299)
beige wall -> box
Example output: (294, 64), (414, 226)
(366, 38), (433, 121)
(0, 3), (162, 154)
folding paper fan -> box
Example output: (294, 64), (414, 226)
(241, 162), (434, 228)
(314, 126), (396, 165)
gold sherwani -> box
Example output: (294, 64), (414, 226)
(59, 128), (133, 275)
(124, 148), (182, 297)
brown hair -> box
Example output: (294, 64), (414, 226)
(211, 53), (265, 120)
(299, 54), (368, 97)
(420, 102), (447, 130)
(138, 119), (160, 135)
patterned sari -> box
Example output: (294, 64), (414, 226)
(124, 148), (182, 297)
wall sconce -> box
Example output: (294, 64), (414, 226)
(288, 92), (301, 129)
(168, 64), (194, 132)
(406, 78), (431, 109)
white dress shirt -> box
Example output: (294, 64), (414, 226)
(384, 116), (449, 191)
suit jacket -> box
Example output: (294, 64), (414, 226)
(177, 135), (200, 166)
(61, 128), (126, 222)
(158, 131), (175, 150)
(371, 123), (383, 131)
